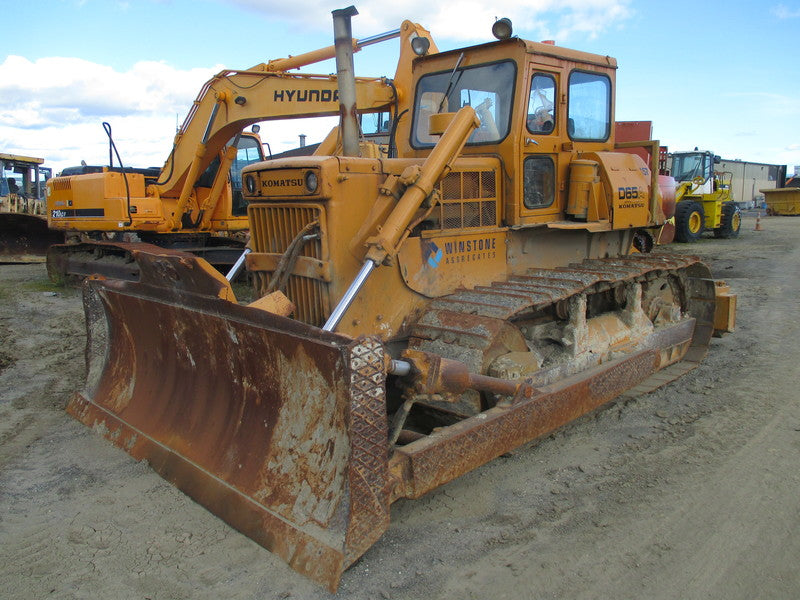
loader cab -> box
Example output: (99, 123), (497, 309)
(671, 148), (730, 194)
(671, 151), (719, 183)
(403, 38), (619, 228)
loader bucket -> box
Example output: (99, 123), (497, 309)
(66, 249), (391, 592)
(0, 213), (64, 263)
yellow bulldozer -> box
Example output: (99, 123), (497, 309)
(66, 8), (734, 591)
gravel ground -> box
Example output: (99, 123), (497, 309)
(1, 212), (798, 600)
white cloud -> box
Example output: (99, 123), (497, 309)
(1, 0), (633, 173)
(226, 0), (632, 42)
(772, 4), (800, 18)
(0, 55), (219, 125)
(0, 53), (356, 173)
(0, 55), (222, 172)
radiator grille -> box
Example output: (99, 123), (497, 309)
(248, 204), (327, 327)
(51, 178), (72, 191)
(433, 170), (498, 230)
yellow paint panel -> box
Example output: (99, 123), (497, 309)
(398, 231), (507, 297)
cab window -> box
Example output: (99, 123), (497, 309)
(523, 156), (555, 209)
(412, 61), (516, 147)
(361, 111), (391, 135)
(230, 134), (265, 216)
(671, 153), (712, 183)
(230, 134), (264, 189)
(527, 74), (556, 134)
(567, 71), (611, 141)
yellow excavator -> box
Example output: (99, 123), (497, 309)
(45, 19), (433, 281)
(67, 8), (735, 591)
(46, 129), (265, 281)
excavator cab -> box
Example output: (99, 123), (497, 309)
(66, 10), (730, 592)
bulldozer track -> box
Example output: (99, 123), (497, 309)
(408, 252), (716, 395)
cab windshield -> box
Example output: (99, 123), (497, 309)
(230, 134), (264, 190)
(671, 153), (711, 183)
(230, 134), (265, 216)
(411, 60), (516, 147)
(198, 134), (264, 216)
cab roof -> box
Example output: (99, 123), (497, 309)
(417, 37), (617, 71)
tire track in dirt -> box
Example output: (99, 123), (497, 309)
(2, 220), (800, 600)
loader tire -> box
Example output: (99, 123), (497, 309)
(674, 201), (704, 243)
(713, 202), (741, 238)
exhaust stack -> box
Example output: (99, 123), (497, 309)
(332, 6), (361, 157)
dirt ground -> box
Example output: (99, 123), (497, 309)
(1, 213), (799, 600)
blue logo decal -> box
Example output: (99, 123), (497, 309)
(424, 241), (442, 269)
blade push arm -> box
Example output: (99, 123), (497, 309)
(323, 106), (480, 331)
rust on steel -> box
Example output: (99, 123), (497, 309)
(0, 214), (64, 263)
(46, 240), (246, 284)
(389, 317), (698, 501)
(66, 249), (718, 591)
(68, 251), (390, 592)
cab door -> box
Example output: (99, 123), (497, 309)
(519, 70), (561, 224)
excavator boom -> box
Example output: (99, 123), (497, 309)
(45, 20), (436, 281)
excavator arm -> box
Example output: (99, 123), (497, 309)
(154, 20), (437, 226)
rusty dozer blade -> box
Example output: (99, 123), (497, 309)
(67, 248), (391, 591)
(67, 249), (719, 591)
(47, 241), (160, 283)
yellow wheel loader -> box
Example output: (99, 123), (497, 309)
(671, 150), (741, 242)
(67, 7), (735, 591)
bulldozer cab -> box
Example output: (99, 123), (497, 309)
(1, 153), (61, 262)
(397, 38), (654, 230)
(1, 153), (51, 213)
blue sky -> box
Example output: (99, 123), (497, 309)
(2, 0), (798, 174)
